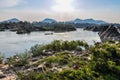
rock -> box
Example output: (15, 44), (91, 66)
(99, 25), (120, 42)
(38, 64), (43, 68)
(0, 29), (5, 31)
(0, 74), (6, 79)
(43, 51), (53, 56)
(33, 68), (38, 72)
(31, 58), (38, 62)
(44, 63), (52, 68)
(0, 70), (3, 74)
(37, 67), (43, 72)
(57, 68), (63, 72)
(33, 66), (45, 73)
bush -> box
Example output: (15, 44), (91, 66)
(7, 52), (30, 67)
(0, 53), (4, 64)
(89, 42), (120, 79)
(10, 41), (120, 80)
(30, 40), (89, 57)
(30, 44), (45, 57)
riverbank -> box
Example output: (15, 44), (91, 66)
(0, 40), (120, 80)
(0, 64), (16, 80)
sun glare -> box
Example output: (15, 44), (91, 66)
(52, 0), (74, 12)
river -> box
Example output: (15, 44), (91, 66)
(0, 29), (101, 58)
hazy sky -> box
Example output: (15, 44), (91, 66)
(0, 0), (120, 23)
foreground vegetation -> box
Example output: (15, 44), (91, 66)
(0, 53), (4, 64)
(1, 40), (120, 80)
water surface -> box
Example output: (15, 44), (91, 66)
(0, 29), (101, 58)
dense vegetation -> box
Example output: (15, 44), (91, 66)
(3, 40), (120, 80)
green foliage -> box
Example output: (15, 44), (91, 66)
(9, 41), (120, 80)
(89, 42), (120, 79)
(30, 44), (45, 57)
(30, 40), (88, 57)
(0, 53), (4, 64)
(7, 52), (30, 67)
(40, 51), (71, 66)
(18, 72), (46, 80)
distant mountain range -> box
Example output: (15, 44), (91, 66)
(0, 18), (108, 24)
(42, 18), (57, 23)
(1, 18), (20, 23)
(67, 18), (107, 24)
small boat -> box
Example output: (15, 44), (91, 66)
(45, 32), (53, 35)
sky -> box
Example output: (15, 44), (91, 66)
(0, 0), (120, 23)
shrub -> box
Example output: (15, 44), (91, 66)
(0, 53), (4, 64)
(7, 52), (30, 67)
(30, 44), (45, 57)
(10, 40), (120, 80)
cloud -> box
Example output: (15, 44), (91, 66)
(0, 0), (25, 8)
(52, 0), (75, 12)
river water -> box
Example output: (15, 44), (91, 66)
(0, 29), (101, 58)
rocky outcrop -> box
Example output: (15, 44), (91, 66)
(0, 64), (16, 80)
(98, 25), (120, 42)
